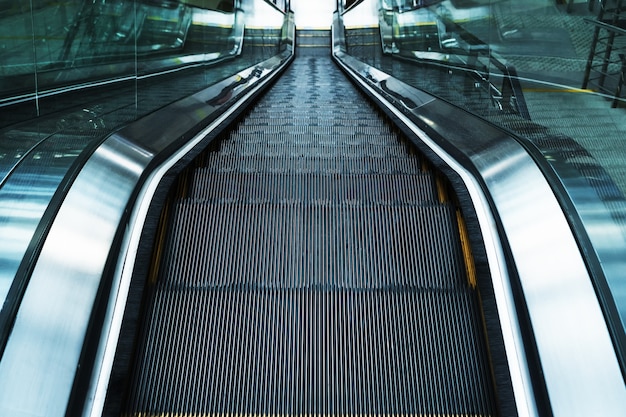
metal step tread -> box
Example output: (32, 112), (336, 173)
(121, 55), (499, 417)
(187, 171), (439, 203)
(197, 154), (426, 175)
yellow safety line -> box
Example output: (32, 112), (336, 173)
(192, 22), (233, 29)
(147, 16), (180, 22)
(456, 209), (477, 289)
(435, 173), (448, 204)
(411, 21), (439, 26)
(148, 199), (170, 286)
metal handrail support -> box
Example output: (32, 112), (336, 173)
(501, 63), (532, 120)
(583, 1), (626, 89)
(612, 53), (626, 107)
(600, 2), (623, 85)
(443, 16), (531, 120)
(582, 17), (626, 105)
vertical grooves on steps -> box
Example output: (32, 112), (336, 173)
(122, 53), (504, 417)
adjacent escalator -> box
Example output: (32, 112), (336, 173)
(110, 51), (512, 417)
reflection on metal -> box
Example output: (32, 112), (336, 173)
(206, 67), (264, 106)
(0, 133), (151, 417)
(538, 132), (626, 367)
(0, 0), (252, 336)
(0, 8), (293, 417)
(334, 10), (626, 417)
(334, 14), (533, 417)
(86, 29), (293, 417)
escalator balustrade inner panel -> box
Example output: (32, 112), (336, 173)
(121, 55), (501, 416)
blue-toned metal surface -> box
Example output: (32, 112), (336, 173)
(341, 0), (626, 382)
(0, 10), (294, 417)
(0, 133), (91, 305)
(333, 10), (626, 417)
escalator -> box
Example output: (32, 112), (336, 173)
(106, 44), (512, 417)
(3, 3), (626, 417)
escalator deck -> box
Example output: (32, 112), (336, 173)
(121, 56), (500, 416)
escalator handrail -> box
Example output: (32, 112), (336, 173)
(332, 10), (626, 417)
(0, 14), (295, 417)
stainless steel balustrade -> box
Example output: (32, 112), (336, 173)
(0, 9), (294, 416)
(333, 8), (626, 416)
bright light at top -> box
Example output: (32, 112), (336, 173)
(291, 0), (336, 29)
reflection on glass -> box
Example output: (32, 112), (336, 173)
(342, 0), (626, 373)
(0, 0), (289, 335)
(0, 0), (252, 106)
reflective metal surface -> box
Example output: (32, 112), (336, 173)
(341, 0), (626, 360)
(332, 15), (536, 417)
(333, 10), (626, 417)
(0, 0), (288, 346)
(0, 134), (151, 417)
(0, 133), (91, 307)
(0, 12), (294, 417)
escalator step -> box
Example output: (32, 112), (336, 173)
(187, 172), (438, 204)
(198, 154), (424, 175)
(121, 56), (499, 417)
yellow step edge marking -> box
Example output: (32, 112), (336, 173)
(435, 173), (448, 204)
(410, 21), (439, 27)
(456, 209), (477, 289)
(148, 189), (176, 286)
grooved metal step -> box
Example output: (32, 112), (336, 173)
(187, 172), (438, 204)
(120, 56), (500, 416)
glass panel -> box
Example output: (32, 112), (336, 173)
(0, 1), (37, 126)
(0, 0), (289, 327)
(32, 0), (139, 93)
(136, 0), (285, 115)
(341, 0), (626, 367)
(0, 0), (289, 328)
